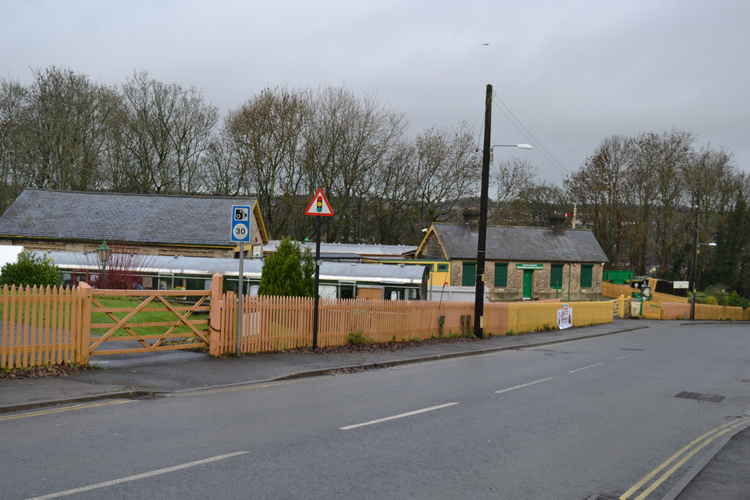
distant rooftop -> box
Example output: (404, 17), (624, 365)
(0, 189), (267, 247)
(262, 240), (416, 257)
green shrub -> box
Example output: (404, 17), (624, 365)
(258, 238), (314, 297)
(347, 331), (369, 345)
(704, 296), (718, 305)
(0, 251), (61, 287)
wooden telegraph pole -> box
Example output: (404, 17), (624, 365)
(473, 84), (493, 339)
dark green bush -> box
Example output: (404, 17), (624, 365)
(258, 238), (315, 297)
(0, 251), (61, 287)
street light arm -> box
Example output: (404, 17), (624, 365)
(491, 143), (534, 149)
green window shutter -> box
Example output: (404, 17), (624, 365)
(462, 262), (476, 286)
(550, 264), (563, 289)
(580, 264), (593, 288)
(494, 263), (508, 287)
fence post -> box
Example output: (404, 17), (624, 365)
(209, 273), (223, 356)
(77, 283), (92, 365)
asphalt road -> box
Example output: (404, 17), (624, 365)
(1, 323), (748, 500)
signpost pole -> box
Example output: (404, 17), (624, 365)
(236, 242), (244, 355)
(230, 204), (252, 356)
(304, 188), (334, 350)
(312, 217), (321, 349)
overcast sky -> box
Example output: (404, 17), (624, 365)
(1, 0), (748, 184)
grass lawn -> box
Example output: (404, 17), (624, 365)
(91, 297), (209, 338)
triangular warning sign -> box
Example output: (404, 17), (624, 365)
(304, 188), (335, 216)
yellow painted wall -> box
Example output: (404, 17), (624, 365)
(502, 300), (614, 334)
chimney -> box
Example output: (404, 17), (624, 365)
(548, 213), (567, 233)
(463, 207), (480, 232)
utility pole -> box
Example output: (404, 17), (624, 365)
(473, 84), (492, 339)
(690, 206), (699, 321)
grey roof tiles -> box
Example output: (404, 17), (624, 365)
(0, 189), (258, 247)
(432, 223), (608, 262)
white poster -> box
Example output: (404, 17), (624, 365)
(557, 303), (573, 330)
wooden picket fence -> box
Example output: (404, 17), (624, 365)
(210, 294), (616, 355)
(2, 273), (618, 368)
(0, 285), (88, 369)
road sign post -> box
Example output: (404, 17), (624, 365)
(231, 205), (252, 356)
(304, 189), (334, 349)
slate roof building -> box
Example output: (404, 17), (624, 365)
(415, 222), (609, 301)
(0, 189), (270, 258)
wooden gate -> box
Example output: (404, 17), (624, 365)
(89, 289), (211, 356)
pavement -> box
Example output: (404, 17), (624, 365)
(1, 320), (749, 499)
(674, 426), (750, 500)
(0, 319), (650, 411)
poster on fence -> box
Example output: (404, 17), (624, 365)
(557, 304), (573, 330)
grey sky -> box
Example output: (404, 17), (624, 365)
(1, 0), (748, 184)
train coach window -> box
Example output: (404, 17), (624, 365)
(339, 283), (355, 299)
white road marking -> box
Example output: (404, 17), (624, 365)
(494, 377), (555, 394)
(25, 451), (249, 500)
(569, 362), (604, 374)
(340, 402), (459, 430)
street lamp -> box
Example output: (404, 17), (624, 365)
(96, 241), (111, 272)
(473, 112), (534, 338)
(690, 240), (717, 321)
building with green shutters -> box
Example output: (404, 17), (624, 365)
(415, 222), (608, 301)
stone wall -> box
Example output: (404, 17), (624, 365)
(451, 259), (604, 301)
(420, 232), (445, 259)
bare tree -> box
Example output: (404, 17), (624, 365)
(566, 135), (633, 266)
(302, 87), (406, 241)
(493, 157), (536, 205)
(119, 72), (217, 193)
(409, 124), (480, 230)
(225, 87), (310, 236)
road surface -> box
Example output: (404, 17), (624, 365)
(1, 322), (748, 499)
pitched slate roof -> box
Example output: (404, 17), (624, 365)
(0, 189), (263, 247)
(429, 223), (609, 263)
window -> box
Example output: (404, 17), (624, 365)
(580, 264), (593, 288)
(550, 264), (563, 289)
(462, 262), (476, 286)
(494, 263), (508, 287)
(436, 263), (449, 272)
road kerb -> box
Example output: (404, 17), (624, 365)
(1, 324), (649, 412)
(172, 325), (650, 395)
(657, 419), (750, 500)
(0, 390), (157, 415)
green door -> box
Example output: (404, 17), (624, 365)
(462, 262), (476, 286)
(523, 270), (534, 299)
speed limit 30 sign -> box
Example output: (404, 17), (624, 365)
(231, 205), (252, 242)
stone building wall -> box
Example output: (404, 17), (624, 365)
(420, 232), (445, 259)
(451, 259), (604, 301)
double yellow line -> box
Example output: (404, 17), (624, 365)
(0, 399), (133, 422)
(620, 416), (750, 499)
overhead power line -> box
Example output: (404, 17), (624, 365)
(492, 92), (571, 179)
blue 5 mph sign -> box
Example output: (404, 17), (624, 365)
(231, 205), (252, 243)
